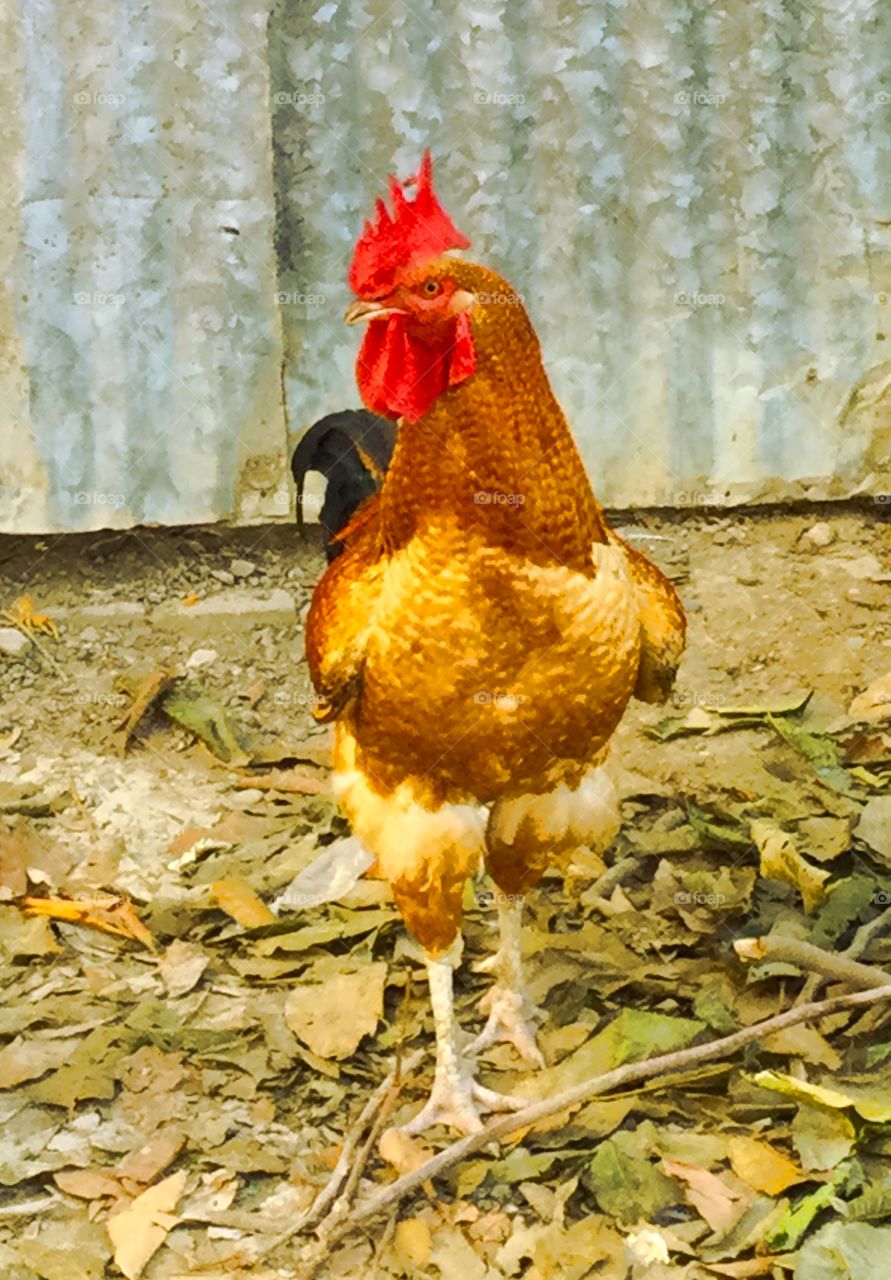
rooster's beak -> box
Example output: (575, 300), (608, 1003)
(344, 299), (404, 325)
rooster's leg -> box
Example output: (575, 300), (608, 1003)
(401, 941), (526, 1135)
(468, 896), (544, 1066)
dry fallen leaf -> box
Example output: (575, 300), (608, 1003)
(112, 665), (177, 756)
(701, 1258), (797, 1277)
(0, 1033), (80, 1088)
(393, 1217), (433, 1269)
(232, 766), (328, 794)
(728, 1135), (804, 1195)
(849, 670), (891, 723)
(21, 894), (155, 949)
(0, 815), (72, 896)
(211, 877), (276, 928)
(117, 1128), (186, 1185)
(119, 1046), (187, 1096)
(0, 907), (61, 959)
(750, 819), (829, 913)
(107, 1169), (187, 1279)
(241, 676), (267, 706)
(762, 1022), (841, 1070)
(379, 1127), (434, 1176)
(3, 594), (59, 637)
(54, 1167), (125, 1203)
(157, 939), (210, 996)
(284, 961), (386, 1058)
(662, 1157), (752, 1233)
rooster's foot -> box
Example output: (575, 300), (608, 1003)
(400, 1059), (526, 1135)
(468, 983), (545, 1066)
(471, 895), (544, 1066)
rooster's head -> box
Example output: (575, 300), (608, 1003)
(345, 152), (480, 424)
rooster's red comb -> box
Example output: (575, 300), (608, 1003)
(348, 151), (471, 298)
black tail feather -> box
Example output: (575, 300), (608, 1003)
(291, 410), (396, 559)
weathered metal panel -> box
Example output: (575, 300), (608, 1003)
(1, 0), (287, 533)
(2, 0), (890, 534)
(272, 0), (891, 509)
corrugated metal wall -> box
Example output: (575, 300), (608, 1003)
(1, 0), (286, 533)
(3, 0), (890, 532)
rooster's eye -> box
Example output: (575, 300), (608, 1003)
(422, 280), (441, 297)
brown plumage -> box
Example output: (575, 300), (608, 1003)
(305, 159), (686, 1133)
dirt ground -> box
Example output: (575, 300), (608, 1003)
(0, 506), (890, 1280)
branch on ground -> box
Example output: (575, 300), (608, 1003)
(734, 934), (891, 990)
(274, 982), (891, 1277)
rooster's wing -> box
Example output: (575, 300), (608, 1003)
(304, 495), (387, 720)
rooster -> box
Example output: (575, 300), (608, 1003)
(290, 410), (395, 560)
(306, 153), (686, 1133)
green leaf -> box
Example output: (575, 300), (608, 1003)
(811, 876), (880, 947)
(687, 804), (752, 849)
(646, 693), (811, 742)
(844, 1176), (891, 1222)
(754, 1071), (891, 1123)
(255, 908), (395, 954)
(793, 1102), (857, 1171)
(693, 985), (739, 1034)
(866, 1042), (891, 1069)
(517, 1008), (704, 1102)
(795, 1221), (891, 1280)
(162, 683), (251, 764)
(487, 1149), (558, 1184)
(768, 714), (852, 792)
(29, 1026), (136, 1108)
(602, 1007), (705, 1065)
(587, 1134), (680, 1224)
(767, 1162), (854, 1249)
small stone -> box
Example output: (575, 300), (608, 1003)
(151, 589), (297, 637)
(50, 601), (147, 632)
(224, 788), (263, 808)
(800, 521), (835, 549)
(846, 584), (885, 610)
(186, 647), (219, 670)
(836, 553), (884, 581)
(0, 627), (31, 657)
(211, 569), (236, 585)
(80, 626), (100, 643)
(712, 527), (746, 546)
(230, 558), (257, 579)
(735, 557), (761, 586)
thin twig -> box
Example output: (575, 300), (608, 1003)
(734, 935), (891, 991)
(268, 1048), (423, 1249)
(846, 909), (891, 963)
(801, 911), (891, 1003)
(327, 1077), (402, 1229)
(370, 1213), (398, 1278)
(285, 983), (891, 1268)
(287, 1073), (408, 1280)
(270, 1057), (418, 1280)
(580, 854), (639, 908)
